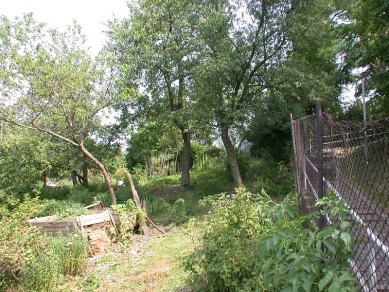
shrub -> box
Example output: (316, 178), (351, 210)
(21, 233), (88, 291)
(139, 193), (170, 217)
(171, 198), (188, 223)
(39, 186), (71, 200)
(247, 157), (294, 197)
(0, 192), (89, 291)
(111, 200), (139, 239)
(0, 192), (47, 289)
(185, 190), (358, 291)
(256, 192), (358, 291)
(96, 192), (112, 207)
(185, 189), (267, 291)
(39, 200), (91, 219)
(113, 186), (133, 204)
(68, 188), (95, 205)
(21, 247), (62, 292)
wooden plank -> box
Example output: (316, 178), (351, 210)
(43, 227), (76, 233)
(111, 213), (120, 224)
(29, 221), (75, 228)
(84, 201), (104, 211)
(27, 215), (57, 223)
(76, 211), (112, 227)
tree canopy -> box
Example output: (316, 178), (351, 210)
(1, 0), (388, 195)
(0, 14), (130, 204)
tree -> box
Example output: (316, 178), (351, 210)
(106, 0), (208, 188)
(192, 0), (296, 187)
(343, 0), (389, 117)
(0, 123), (62, 193)
(0, 14), (127, 204)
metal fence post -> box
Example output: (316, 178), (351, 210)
(316, 100), (325, 229)
(290, 114), (300, 195)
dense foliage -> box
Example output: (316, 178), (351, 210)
(1, 0), (388, 195)
(186, 190), (358, 291)
(0, 192), (88, 291)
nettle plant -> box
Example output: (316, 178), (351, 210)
(185, 189), (358, 292)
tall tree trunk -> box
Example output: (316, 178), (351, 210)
(79, 143), (117, 205)
(221, 125), (243, 188)
(82, 159), (89, 188)
(181, 129), (191, 188)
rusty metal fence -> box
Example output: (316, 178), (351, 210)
(291, 102), (389, 292)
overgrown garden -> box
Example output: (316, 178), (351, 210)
(1, 0), (388, 291)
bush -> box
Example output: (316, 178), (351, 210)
(0, 192), (89, 291)
(21, 247), (63, 292)
(185, 189), (266, 291)
(39, 200), (91, 219)
(185, 190), (358, 291)
(21, 233), (88, 291)
(247, 155), (294, 197)
(0, 192), (47, 289)
(111, 200), (138, 239)
(113, 186), (133, 204)
(171, 198), (188, 223)
(39, 186), (71, 200)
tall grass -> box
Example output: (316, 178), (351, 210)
(52, 233), (89, 276)
(21, 233), (89, 291)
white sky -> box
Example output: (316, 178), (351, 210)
(1, 0), (130, 55)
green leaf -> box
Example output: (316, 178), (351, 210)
(319, 270), (336, 291)
(323, 239), (336, 253)
(316, 239), (322, 252)
(340, 232), (353, 249)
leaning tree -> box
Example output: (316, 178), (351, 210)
(0, 14), (131, 204)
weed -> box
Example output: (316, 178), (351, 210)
(82, 272), (101, 291)
(185, 189), (358, 291)
(21, 247), (63, 292)
(171, 198), (188, 223)
(40, 199), (91, 219)
(52, 233), (89, 276)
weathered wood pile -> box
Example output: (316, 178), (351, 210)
(27, 215), (77, 236)
(76, 210), (118, 254)
(27, 201), (128, 254)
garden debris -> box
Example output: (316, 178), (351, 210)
(27, 215), (78, 236)
(76, 211), (118, 254)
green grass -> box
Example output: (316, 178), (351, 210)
(57, 225), (199, 292)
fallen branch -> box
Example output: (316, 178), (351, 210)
(119, 168), (166, 235)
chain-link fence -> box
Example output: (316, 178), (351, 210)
(291, 102), (389, 292)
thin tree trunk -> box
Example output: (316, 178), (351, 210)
(71, 171), (78, 187)
(221, 125), (243, 188)
(180, 129), (191, 188)
(120, 168), (149, 236)
(82, 159), (89, 188)
(79, 143), (117, 205)
(43, 173), (49, 188)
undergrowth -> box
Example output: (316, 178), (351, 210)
(185, 189), (358, 292)
(0, 192), (88, 291)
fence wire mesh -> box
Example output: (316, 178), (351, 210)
(291, 110), (389, 292)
